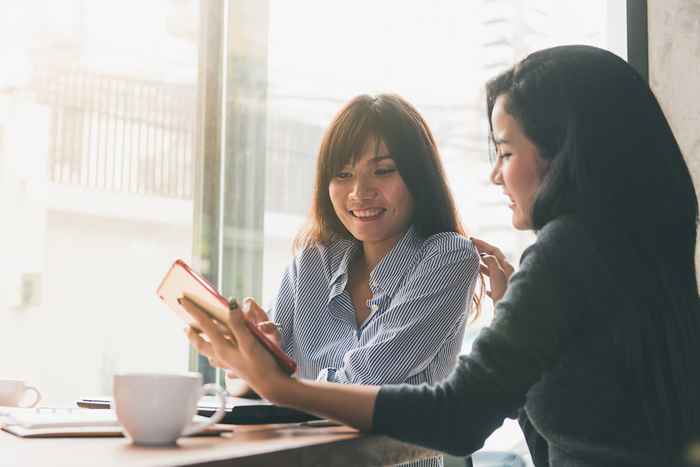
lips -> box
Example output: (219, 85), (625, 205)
(503, 193), (515, 209)
(350, 207), (386, 220)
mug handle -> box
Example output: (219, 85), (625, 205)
(182, 383), (227, 437)
(20, 386), (42, 408)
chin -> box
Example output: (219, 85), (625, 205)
(511, 213), (532, 231)
(350, 225), (403, 245)
(351, 230), (386, 243)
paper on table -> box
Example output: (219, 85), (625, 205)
(0, 407), (119, 429)
(0, 407), (230, 438)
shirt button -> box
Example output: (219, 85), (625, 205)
(370, 304), (379, 312)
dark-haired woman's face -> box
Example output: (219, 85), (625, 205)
(328, 138), (414, 251)
(490, 95), (548, 230)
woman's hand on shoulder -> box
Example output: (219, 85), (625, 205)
(470, 237), (514, 304)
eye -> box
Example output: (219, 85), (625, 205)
(498, 152), (512, 161)
(375, 167), (397, 176)
(334, 171), (352, 180)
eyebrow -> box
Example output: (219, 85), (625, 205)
(344, 155), (393, 169)
(371, 155), (393, 162)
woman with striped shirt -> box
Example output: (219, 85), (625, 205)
(190, 94), (481, 467)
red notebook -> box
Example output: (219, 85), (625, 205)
(157, 259), (297, 375)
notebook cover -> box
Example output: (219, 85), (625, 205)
(77, 396), (321, 425)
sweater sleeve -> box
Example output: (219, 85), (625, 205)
(372, 217), (600, 456)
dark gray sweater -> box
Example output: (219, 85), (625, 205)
(373, 216), (669, 466)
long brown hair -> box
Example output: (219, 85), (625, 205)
(295, 93), (483, 317)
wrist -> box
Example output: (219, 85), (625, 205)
(261, 374), (299, 406)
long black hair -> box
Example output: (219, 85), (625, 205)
(486, 45), (700, 454)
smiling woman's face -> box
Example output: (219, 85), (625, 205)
(328, 138), (414, 250)
(490, 94), (549, 230)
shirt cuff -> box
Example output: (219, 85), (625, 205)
(316, 367), (338, 382)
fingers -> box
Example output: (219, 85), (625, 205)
(257, 321), (282, 346)
(185, 326), (216, 359)
(180, 297), (232, 349)
(471, 237), (506, 263)
(227, 306), (257, 349)
(472, 237), (514, 277)
(480, 254), (506, 283)
(212, 318), (234, 338)
(470, 236), (500, 255)
(257, 321), (280, 333)
(480, 254), (508, 303)
(241, 297), (269, 324)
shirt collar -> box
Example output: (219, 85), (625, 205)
(328, 238), (360, 291)
(369, 226), (422, 297)
(327, 226), (423, 301)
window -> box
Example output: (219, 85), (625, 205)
(1, 0), (199, 403)
(2, 0), (630, 417)
(255, 0), (628, 350)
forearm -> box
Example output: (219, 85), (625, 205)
(267, 377), (380, 432)
(225, 377), (259, 398)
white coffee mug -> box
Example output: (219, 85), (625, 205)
(113, 372), (226, 446)
(0, 380), (42, 407)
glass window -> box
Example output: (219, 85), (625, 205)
(1, 0), (200, 404)
(257, 0), (626, 342)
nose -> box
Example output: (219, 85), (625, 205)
(490, 159), (503, 186)
(350, 173), (377, 200)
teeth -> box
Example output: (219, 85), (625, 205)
(353, 208), (383, 218)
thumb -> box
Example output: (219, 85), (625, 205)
(481, 254), (505, 280)
(242, 297), (269, 324)
(258, 321), (280, 334)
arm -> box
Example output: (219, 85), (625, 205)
(371, 222), (601, 456)
(182, 240), (562, 453)
(182, 295), (379, 430)
(321, 245), (480, 384)
(183, 237), (560, 445)
(184, 219), (598, 457)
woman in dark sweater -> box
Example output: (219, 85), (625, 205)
(182, 45), (700, 466)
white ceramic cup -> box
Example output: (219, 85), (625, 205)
(113, 372), (226, 446)
(0, 380), (42, 407)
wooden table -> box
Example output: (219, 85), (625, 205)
(1, 423), (438, 467)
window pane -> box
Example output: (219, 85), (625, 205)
(261, 0), (624, 332)
(1, 0), (200, 404)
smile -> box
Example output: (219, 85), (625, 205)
(350, 208), (386, 220)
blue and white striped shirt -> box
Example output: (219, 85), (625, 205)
(270, 227), (479, 466)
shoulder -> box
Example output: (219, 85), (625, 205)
(526, 215), (598, 267)
(535, 215), (592, 249)
(419, 232), (480, 264)
(520, 215), (607, 296)
(292, 238), (353, 272)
